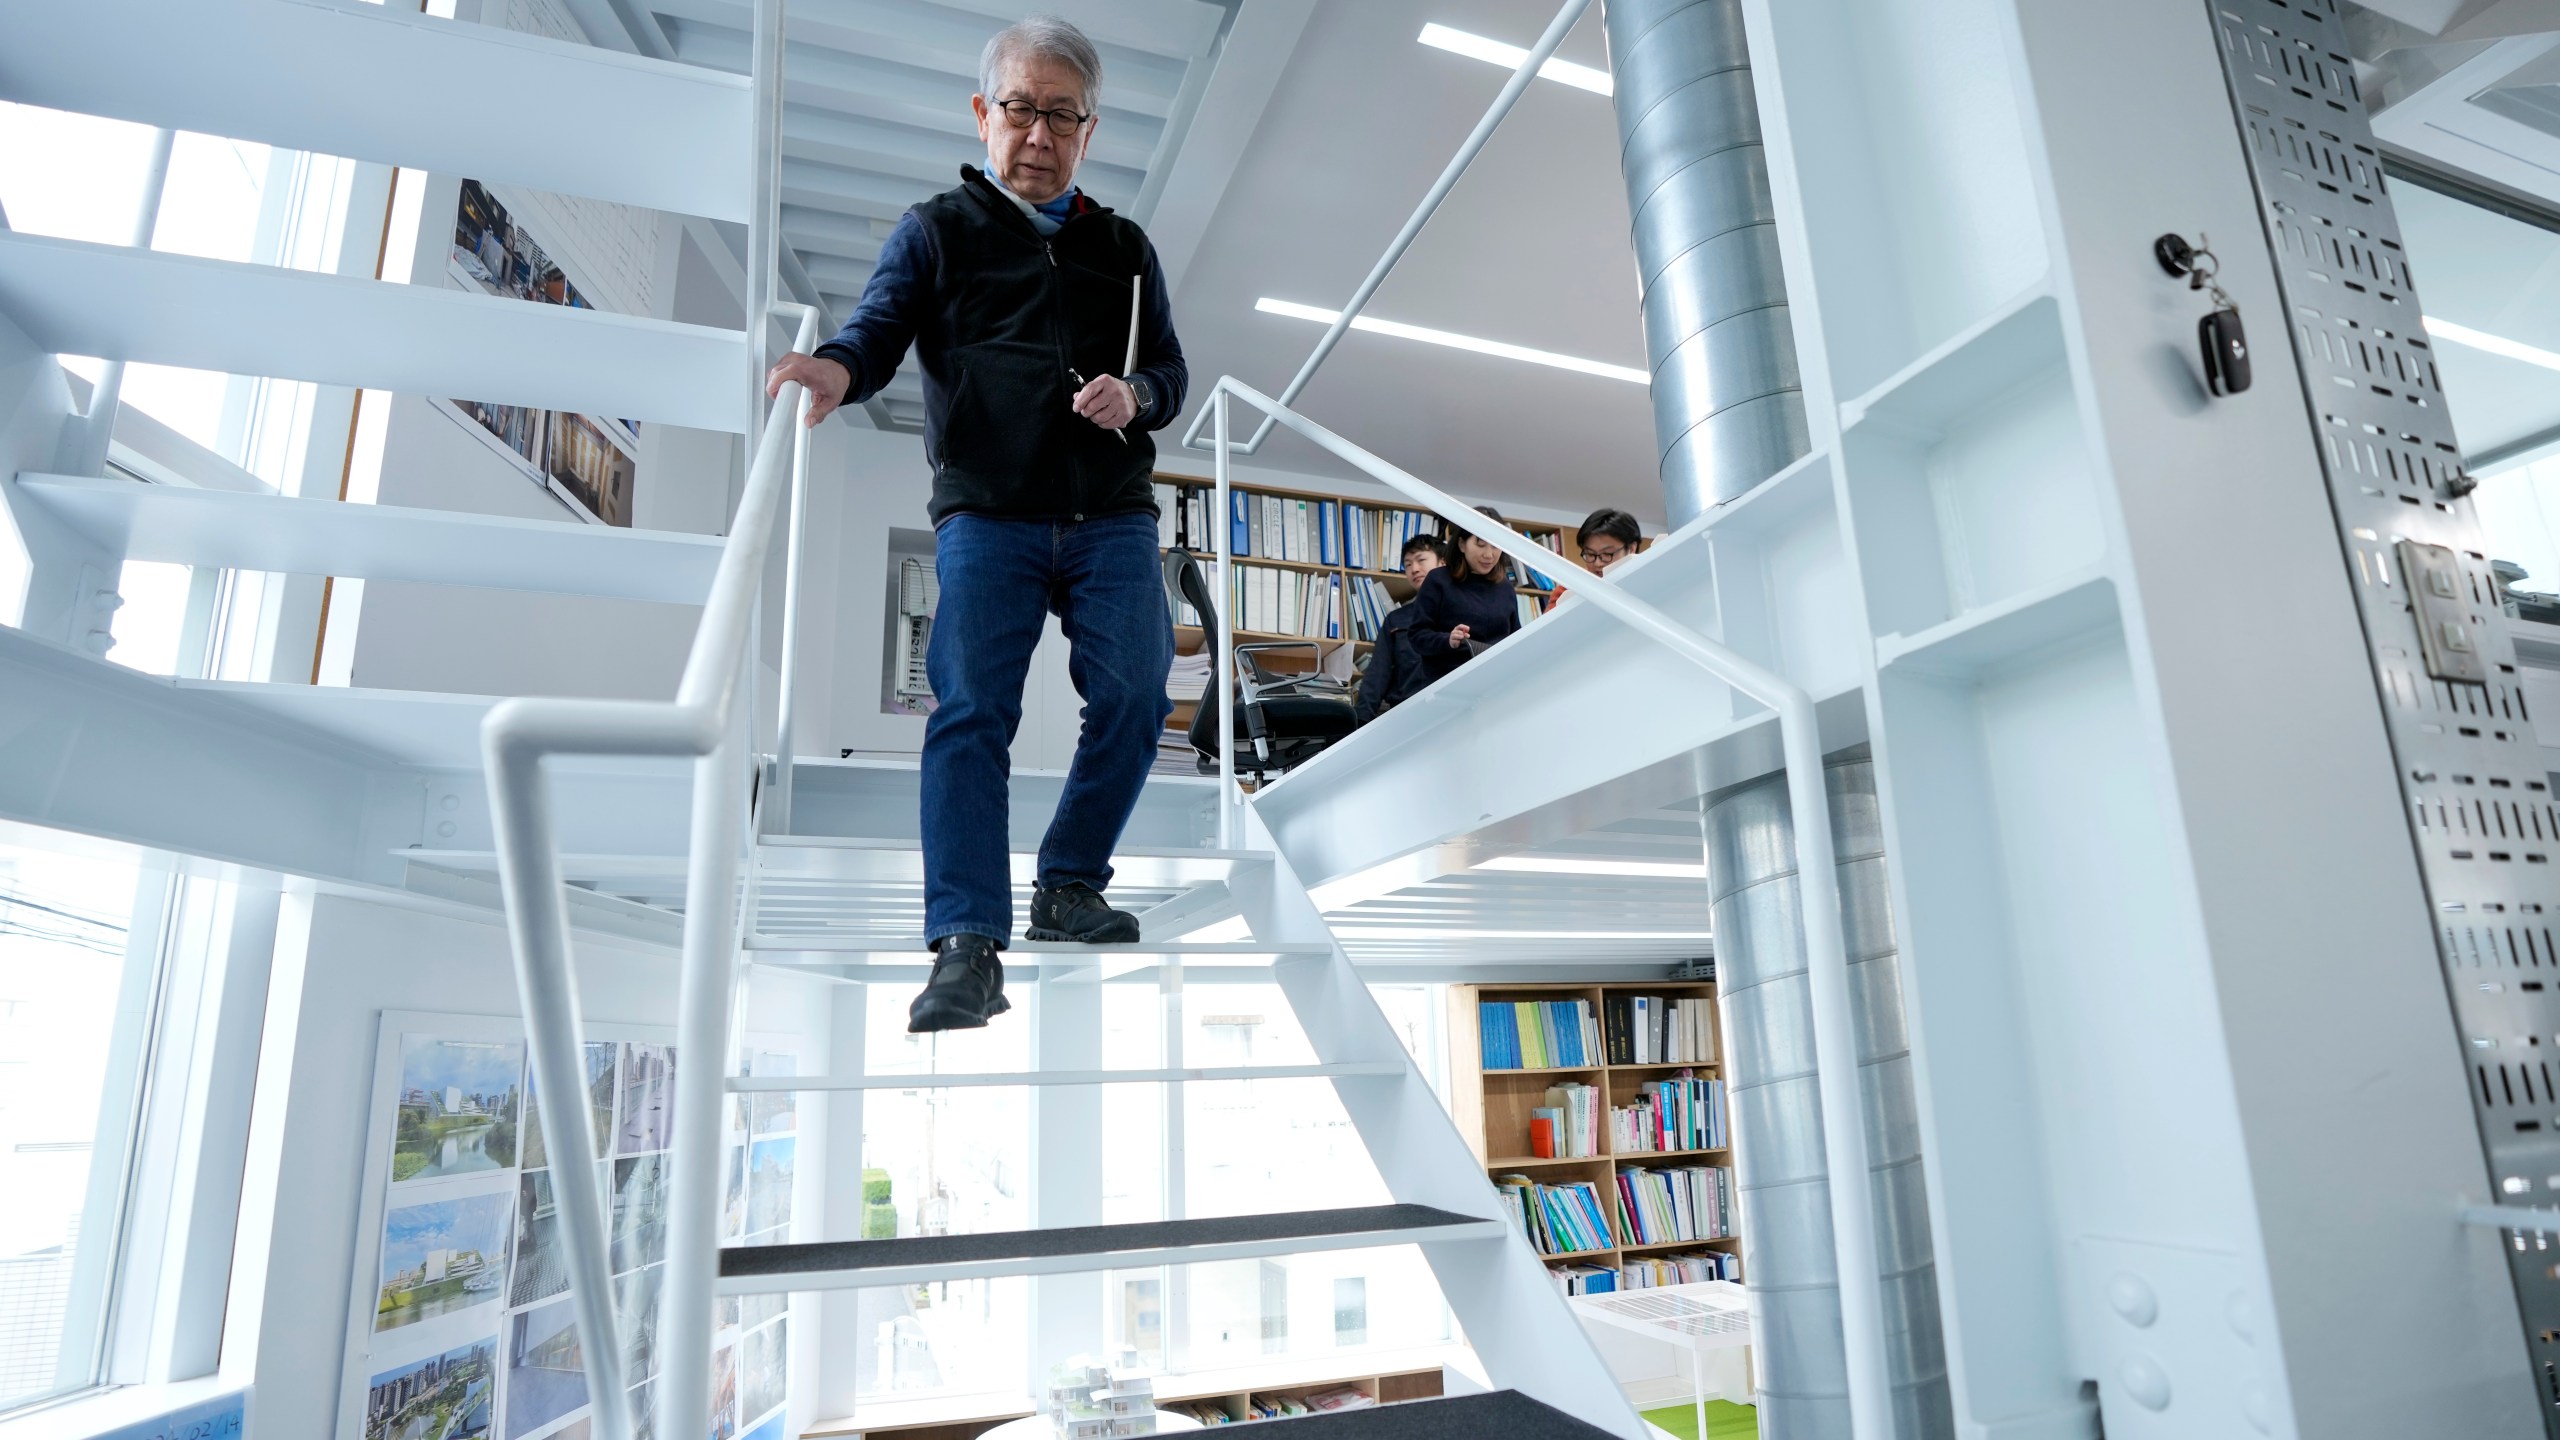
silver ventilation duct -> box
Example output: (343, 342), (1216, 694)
(1704, 758), (1952, 1439)
(1603, 0), (1808, 526)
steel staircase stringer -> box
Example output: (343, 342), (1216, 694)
(1228, 803), (1649, 1440)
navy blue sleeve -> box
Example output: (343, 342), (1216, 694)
(1407, 571), (1459, 657)
(812, 210), (933, 404)
(1129, 239), (1187, 431)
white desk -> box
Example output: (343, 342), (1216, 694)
(1568, 1280), (1755, 1438)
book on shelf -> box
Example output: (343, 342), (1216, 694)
(1155, 482), (1216, 552)
(1495, 1174), (1615, 1257)
(1548, 1262), (1618, 1297)
(1216, 563), (1342, 640)
(1613, 1164), (1737, 1248)
(1531, 1082), (1600, 1159)
(1618, 1251), (1740, 1287)
(1609, 1074), (1727, 1153)
(1477, 999), (1602, 1070)
(1605, 994), (1717, 1066)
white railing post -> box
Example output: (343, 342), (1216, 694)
(656, 684), (753, 1440)
(65, 126), (175, 477)
(1183, 376), (1900, 1440)
(1212, 390), (1235, 848)
(480, 306), (819, 1440)
(771, 388), (814, 835)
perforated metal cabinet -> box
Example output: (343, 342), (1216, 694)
(2207, 0), (2560, 1422)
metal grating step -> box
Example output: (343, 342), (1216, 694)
(723, 1061), (1406, 1092)
(744, 938), (1326, 960)
(715, 1204), (1500, 1293)
(1232, 1391), (1621, 1438)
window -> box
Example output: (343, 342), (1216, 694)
(0, 829), (173, 1410)
(853, 989), (1031, 1401)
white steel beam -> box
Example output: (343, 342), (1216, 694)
(0, 234), (747, 434)
(8, 474), (726, 605)
(0, 0), (752, 222)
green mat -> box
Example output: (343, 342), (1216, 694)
(1637, 1399), (1758, 1440)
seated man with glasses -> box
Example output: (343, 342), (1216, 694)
(765, 16), (1188, 1034)
(1548, 506), (1643, 608)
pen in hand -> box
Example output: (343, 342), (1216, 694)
(1069, 368), (1131, 445)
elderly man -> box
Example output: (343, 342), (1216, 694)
(766, 15), (1187, 1033)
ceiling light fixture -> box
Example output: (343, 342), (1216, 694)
(1474, 856), (1709, 879)
(1256, 298), (1648, 384)
(2426, 316), (2560, 373)
(1417, 22), (1614, 95)
(1330, 926), (1712, 941)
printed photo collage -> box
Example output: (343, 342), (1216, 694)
(348, 1020), (799, 1440)
(441, 177), (642, 529)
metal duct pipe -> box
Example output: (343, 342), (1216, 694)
(1705, 758), (1951, 1439)
(1602, 0), (1808, 525)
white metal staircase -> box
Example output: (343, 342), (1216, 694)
(0, 4), (1766, 1439)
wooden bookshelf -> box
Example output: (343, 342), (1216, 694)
(1446, 981), (1740, 1284)
(1153, 474), (1582, 672)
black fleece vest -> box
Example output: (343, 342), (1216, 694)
(909, 169), (1159, 524)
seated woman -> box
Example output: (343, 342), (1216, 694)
(1549, 506), (1642, 606)
(1409, 505), (1524, 683)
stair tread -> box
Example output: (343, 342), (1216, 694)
(724, 1061), (1402, 1091)
(0, 0), (750, 221)
(720, 1204), (1486, 1279)
(0, 233), (746, 433)
(12, 474), (724, 604)
(744, 937), (1325, 955)
(1243, 1392), (1619, 1438)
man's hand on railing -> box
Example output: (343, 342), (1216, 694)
(766, 352), (852, 426)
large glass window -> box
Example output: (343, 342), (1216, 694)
(847, 979), (1455, 1407)
(2395, 176), (2560, 591)
(853, 991), (1032, 1401)
(0, 828), (168, 1411)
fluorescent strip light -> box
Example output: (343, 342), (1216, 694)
(1418, 22), (1613, 95)
(1257, 298), (1648, 385)
(2427, 316), (2560, 373)
(1475, 856), (1709, 879)
(1330, 927), (1712, 941)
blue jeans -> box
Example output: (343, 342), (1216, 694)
(921, 511), (1175, 945)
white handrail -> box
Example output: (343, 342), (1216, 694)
(1185, 0), (1592, 457)
(1194, 376), (1899, 1440)
(482, 303), (820, 1440)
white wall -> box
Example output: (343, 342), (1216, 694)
(228, 890), (834, 1439)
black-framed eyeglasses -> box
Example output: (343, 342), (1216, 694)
(994, 98), (1095, 137)
(1580, 545), (1628, 566)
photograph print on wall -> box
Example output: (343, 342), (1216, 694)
(392, 1036), (523, 1182)
(376, 1192), (513, 1335)
(617, 1044), (674, 1155)
(521, 1040), (615, 1172)
(366, 1334), (497, 1440)
(504, 1296), (589, 1440)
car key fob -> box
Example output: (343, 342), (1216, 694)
(2200, 305), (2250, 396)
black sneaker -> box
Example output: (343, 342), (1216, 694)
(1024, 881), (1142, 944)
(908, 934), (1009, 1032)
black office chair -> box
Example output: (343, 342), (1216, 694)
(1162, 546), (1358, 779)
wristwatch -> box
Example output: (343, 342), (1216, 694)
(1128, 374), (1155, 418)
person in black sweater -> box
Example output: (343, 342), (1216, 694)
(1408, 505), (1523, 683)
(1354, 534), (1455, 724)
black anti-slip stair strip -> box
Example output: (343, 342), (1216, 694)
(719, 1204), (1482, 1279)
(1251, 1391), (1621, 1438)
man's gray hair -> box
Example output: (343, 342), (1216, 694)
(980, 15), (1103, 112)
